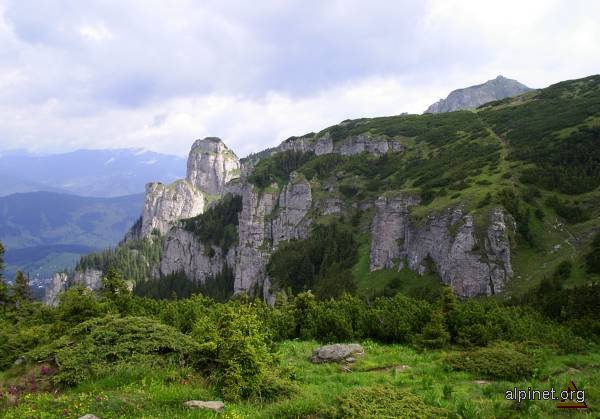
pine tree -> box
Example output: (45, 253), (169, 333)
(420, 309), (450, 349)
(12, 270), (32, 306)
(440, 286), (459, 342)
(0, 241), (9, 311)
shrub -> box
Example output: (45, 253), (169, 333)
(27, 316), (201, 386)
(445, 342), (534, 380)
(192, 303), (292, 401)
(337, 385), (450, 418)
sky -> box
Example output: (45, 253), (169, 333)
(0, 0), (598, 158)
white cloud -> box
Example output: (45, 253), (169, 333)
(0, 0), (598, 157)
(78, 22), (113, 42)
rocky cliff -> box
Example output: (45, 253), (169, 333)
(369, 195), (513, 297)
(126, 138), (240, 241)
(425, 75), (532, 113)
(186, 138), (240, 195)
(43, 268), (103, 306)
(279, 132), (403, 156)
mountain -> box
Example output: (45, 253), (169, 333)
(45, 75), (600, 306)
(0, 191), (143, 279)
(424, 75), (532, 113)
(0, 148), (185, 198)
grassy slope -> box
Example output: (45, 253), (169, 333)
(3, 340), (598, 418)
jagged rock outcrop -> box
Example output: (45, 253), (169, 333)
(271, 173), (312, 246)
(233, 174), (314, 296)
(279, 133), (403, 156)
(126, 137), (240, 241)
(43, 269), (103, 306)
(186, 138), (240, 196)
(157, 228), (236, 282)
(233, 184), (278, 294)
(369, 195), (513, 297)
(139, 180), (205, 237)
(425, 75), (532, 113)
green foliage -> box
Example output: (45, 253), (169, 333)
(76, 236), (162, 284)
(366, 294), (432, 343)
(337, 385), (450, 418)
(11, 270), (32, 305)
(321, 111), (485, 144)
(586, 233), (600, 274)
(182, 194), (242, 252)
(481, 75), (600, 194)
(445, 343), (534, 380)
(545, 195), (589, 223)
(134, 265), (235, 302)
(267, 220), (357, 296)
(192, 302), (291, 401)
(0, 241), (8, 310)
(27, 315), (201, 386)
(419, 309), (450, 349)
(248, 150), (314, 188)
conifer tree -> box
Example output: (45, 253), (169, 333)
(12, 270), (32, 306)
(0, 242), (9, 311)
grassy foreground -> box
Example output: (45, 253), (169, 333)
(2, 340), (597, 418)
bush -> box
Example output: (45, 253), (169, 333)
(27, 316), (201, 386)
(445, 343), (534, 380)
(337, 385), (450, 418)
(192, 302), (292, 401)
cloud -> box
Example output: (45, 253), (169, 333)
(0, 0), (598, 157)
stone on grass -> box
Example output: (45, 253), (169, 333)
(78, 415), (100, 419)
(184, 400), (225, 411)
(310, 343), (364, 363)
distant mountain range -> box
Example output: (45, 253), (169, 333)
(425, 75), (532, 113)
(0, 148), (185, 197)
(0, 191), (143, 280)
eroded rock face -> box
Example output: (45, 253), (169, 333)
(233, 175), (313, 296)
(369, 195), (513, 297)
(233, 184), (278, 294)
(279, 133), (403, 156)
(158, 228), (235, 282)
(186, 138), (240, 196)
(271, 173), (312, 246)
(43, 269), (103, 306)
(139, 180), (205, 238)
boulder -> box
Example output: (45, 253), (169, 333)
(310, 343), (364, 363)
(78, 415), (100, 419)
(184, 400), (225, 412)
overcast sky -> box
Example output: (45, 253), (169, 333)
(0, 0), (598, 157)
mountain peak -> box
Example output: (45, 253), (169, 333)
(425, 76), (532, 113)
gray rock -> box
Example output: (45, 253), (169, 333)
(43, 269), (103, 306)
(78, 415), (100, 419)
(186, 137), (240, 196)
(310, 344), (365, 363)
(369, 195), (513, 297)
(138, 180), (204, 238)
(184, 400), (225, 411)
(425, 75), (532, 113)
(158, 227), (236, 283)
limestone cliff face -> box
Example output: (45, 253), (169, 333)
(127, 137), (240, 241)
(186, 138), (240, 196)
(233, 174), (313, 295)
(233, 184), (278, 294)
(271, 173), (312, 246)
(369, 195), (513, 297)
(43, 269), (103, 306)
(139, 180), (205, 237)
(279, 133), (403, 156)
(157, 228), (236, 282)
